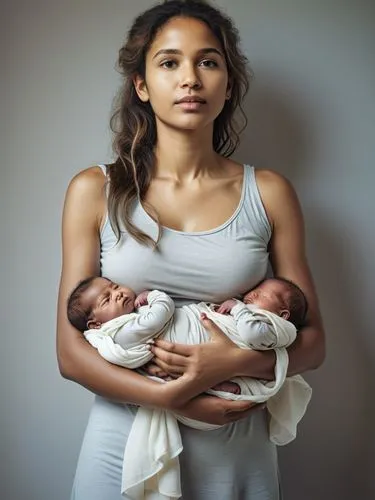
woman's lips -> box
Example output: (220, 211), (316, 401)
(175, 95), (206, 104)
(176, 100), (206, 111)
(175, 96), (206, 111)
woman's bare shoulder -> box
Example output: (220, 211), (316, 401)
(254, 168), (296, 200)
(63, 166), (107, 227)
(254, 167), (290, 186)
(254, 168), (300, 227)
(67, 165), (106, 197)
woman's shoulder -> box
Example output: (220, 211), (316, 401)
(220, 159), (295, 200)
(68, 165), (106, 194)
(65, 166), (107, 206)
(254, 168), (295, 199)
(64, 166), (107, 225)
(253, 168), (300, 226)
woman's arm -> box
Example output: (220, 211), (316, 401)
(57, 167), (256, 422)
(244, 169), (325, 376)
(57, 167), (170, 407)
(149, 169), (325, 383)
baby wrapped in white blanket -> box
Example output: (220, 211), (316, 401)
(81, 283), (312, 500)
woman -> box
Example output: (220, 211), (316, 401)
(57, 1), (325, 498)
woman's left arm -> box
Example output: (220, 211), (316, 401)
(235, 169), (325, 378)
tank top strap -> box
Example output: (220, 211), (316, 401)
(97, 164), (111, 241)
(98, 164), (107, 176)
(97, 164), (111, 200)
(241, 165), (272, 245)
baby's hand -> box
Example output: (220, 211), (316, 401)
(216, 299), (237, 315)
(135, 290), (150, 308)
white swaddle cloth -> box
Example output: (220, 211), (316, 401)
(84, 292), (312, 500)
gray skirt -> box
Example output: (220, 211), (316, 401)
(71, 396), (281, 500)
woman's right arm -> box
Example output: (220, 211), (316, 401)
(56, 167), (170, 407)
(56, 167), (255, 422)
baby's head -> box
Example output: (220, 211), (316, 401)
(67, 276), (136, 331)
(243, 277), (308, 329)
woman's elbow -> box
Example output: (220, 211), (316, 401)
(57, 344), (79, 381)
(57, 355), (73, 381)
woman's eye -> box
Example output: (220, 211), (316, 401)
(161, 60), (177, 69)
(200, 59), (218, 68)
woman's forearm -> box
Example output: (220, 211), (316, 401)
(59, 338), (260, 425)
(233, 324), (325, 380)
(58, 336), (171, 408)
(234, 348), (276, 380)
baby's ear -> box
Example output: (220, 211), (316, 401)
(280, 309), (290, 320)
(87, 319), (102, 330)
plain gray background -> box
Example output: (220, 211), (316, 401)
(1, 1), (375, 499)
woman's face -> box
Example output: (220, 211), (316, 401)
(135, 16), (230, 132)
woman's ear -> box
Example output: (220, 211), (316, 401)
(133, 74), (149, 102)
(87, 319), (102, 330)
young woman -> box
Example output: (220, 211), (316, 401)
(57, 1), (325, 498)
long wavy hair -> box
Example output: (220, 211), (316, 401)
(108, 0), (252, 246)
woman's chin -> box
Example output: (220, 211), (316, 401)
(156, 114), (214, 134)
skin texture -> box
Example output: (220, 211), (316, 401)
(57, 16), (325, 424)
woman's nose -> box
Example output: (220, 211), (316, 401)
(180, 64), (201, 89)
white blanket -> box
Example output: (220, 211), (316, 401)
(84, 292), (312, 500)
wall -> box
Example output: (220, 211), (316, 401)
(1, 1), (374, 498)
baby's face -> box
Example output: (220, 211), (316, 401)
(82, 277), (136, 327)
(244, 280), (287, 315)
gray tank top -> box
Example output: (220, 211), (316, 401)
(100, 164), (271, 306)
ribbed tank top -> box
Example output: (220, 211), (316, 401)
(100, 164), (271, 306)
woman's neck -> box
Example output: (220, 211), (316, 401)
(153, 124), (221, 182)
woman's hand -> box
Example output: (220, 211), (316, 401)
(142, 361), (172, 380)
(150, 313), (242, 393)
(171, 393), (264, 426)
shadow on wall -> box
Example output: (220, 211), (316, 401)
(234, 82), (374, 500)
